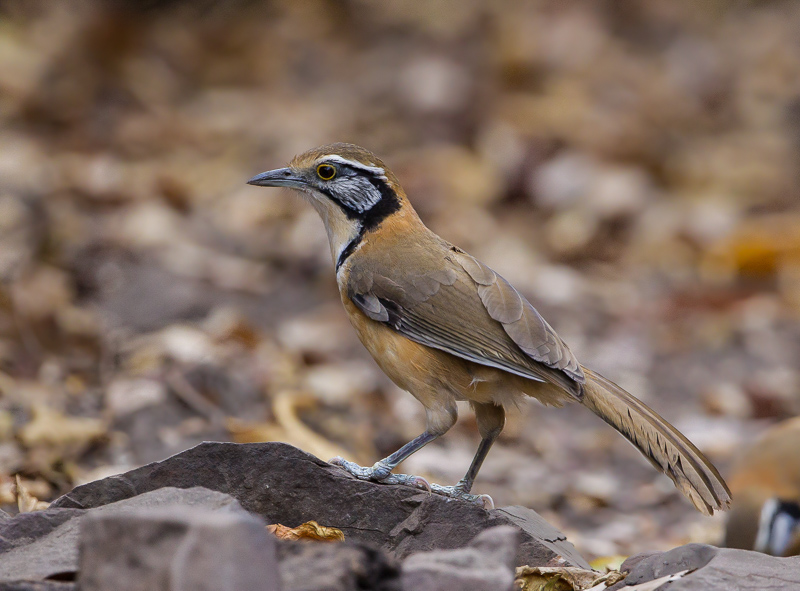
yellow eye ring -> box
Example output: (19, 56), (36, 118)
(317, 164), (336, 180)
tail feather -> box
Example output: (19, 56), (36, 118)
(580, 367), (731, 515)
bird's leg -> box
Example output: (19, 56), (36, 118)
(430, 402), (505, 508)
(331, 431), (439, 490)
(330, 402), (457, 491)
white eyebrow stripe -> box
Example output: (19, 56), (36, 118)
(320, 155), (387, 179)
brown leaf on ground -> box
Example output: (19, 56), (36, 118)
(227, 390), (354, 463)
(18, 405), (106, 448)
(15, 475), (49, 513)
(589, 555), (628, 572)
(516, 565), (625, 591)
(267, 520), (345, 542)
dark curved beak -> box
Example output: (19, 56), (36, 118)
(247, 167), (306, 188)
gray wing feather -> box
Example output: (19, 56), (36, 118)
(347, 248), (584, 393)
(454, 252), (584, 382)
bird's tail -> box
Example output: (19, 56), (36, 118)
(580, 367), (731, 515)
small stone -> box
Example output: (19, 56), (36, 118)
(79, 506), (279, 591)
(587, 164), (652, 219)
(0, 487), (246, 582)
(528, 264), (584, 306)
(277, 305), (357, 359)
(401, 526), (519, 591)
(702, 382), (753, 418)
(158, 325), (216, 365)
(106, 378), (168, 417)
(303, 361), (381, 403)
(279, 541), (400, 591)
(612, 544), (800, 591)
(529, 151), (595, 210)
(399, 57), (470, 114)
(545, 209), (599, 254)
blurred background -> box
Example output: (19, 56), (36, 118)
(1, 0), (799, 559)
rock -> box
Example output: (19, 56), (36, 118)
(611, 543), (800, 590)
(495, 506), (587, 568)
(51, 442), (590, 569)
(0, 583), (75, 591)
(617, 543), (718, 586)
(530, 151), (595, 209)
(401, 526), (518, 591)
(0, 509), (84, 553)
(0, 487), (246, 583)
(78, 506), (279, 591)
(277, 540), (401, 591)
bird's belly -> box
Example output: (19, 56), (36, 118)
(342, 297), (530, 407)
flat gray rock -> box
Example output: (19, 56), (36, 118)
(612, 543), (800, 591)
(277, 540), (401, 591)
(51, 441), (589, 569)
(0, 487), (245, 583)
(401, 526), (519, 591)
(79, 506), (279, 591)
(0, 583), (74, 591)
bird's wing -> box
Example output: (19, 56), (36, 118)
(347, 245), (584, 396)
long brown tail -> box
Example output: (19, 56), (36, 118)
(580, 367), (731, 515)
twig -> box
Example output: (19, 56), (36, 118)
(165, 368), (227, 428)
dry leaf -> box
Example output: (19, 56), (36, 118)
(589, 555), (628, 572)
(267, 520), (345, 542)
(0, 479), (16, 505)
(18, 405), (106, 447)
(227, 390), (352, 463)
(516, 565), (625, 591)
(15, 475), (49, 513)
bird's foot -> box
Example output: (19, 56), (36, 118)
(329, 456), (431, 492)
(329, 457), (492, 508)
(429, 483), (495, 509)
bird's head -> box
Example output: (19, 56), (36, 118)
(248, 143), (414, 267)
(248, 143), (406, 226)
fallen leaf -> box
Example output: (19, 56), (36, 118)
(516, 565), (626, 591)
(18, 404), (106, 447)
(0, 479), (16, 505)
(15, 475), (49, 513)
(589, 555), (628, 572)
(267, 520), (345, 542)
(227, 390), (354, 463)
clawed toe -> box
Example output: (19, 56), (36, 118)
(329, 457), (430, 491)
(382, 473), (431, 493)
(329, 457), (380, 480)
(428, 483), (492, 507)
(476, 493), (495, 510)
(411, 475), (432, 493)
(330, 458), (489, 506)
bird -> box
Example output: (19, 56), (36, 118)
(724, 417), (800, 555)
(247, 142), (731, 515)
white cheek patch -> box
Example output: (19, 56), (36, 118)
(334, 176), (383, 213)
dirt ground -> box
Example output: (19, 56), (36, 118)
(1, 0), (799, 559)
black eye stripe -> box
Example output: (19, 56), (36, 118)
(315, 166), (399, 213)
(332, 171), (401, 271)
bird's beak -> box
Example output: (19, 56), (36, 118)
(247, 167), (306, 189)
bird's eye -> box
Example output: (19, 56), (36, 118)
(316, 164), (336, 180)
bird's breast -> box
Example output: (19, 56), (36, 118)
(339, 291), (534, 408)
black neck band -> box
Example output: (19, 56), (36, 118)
(333, 175), (401, 271)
